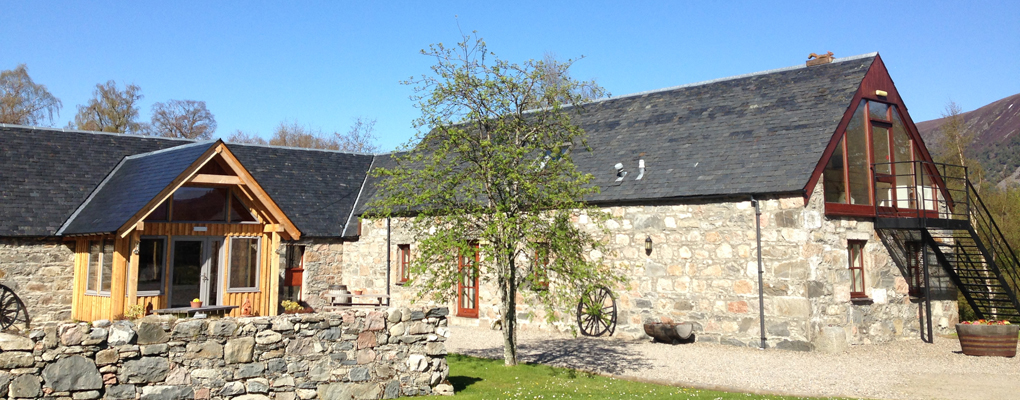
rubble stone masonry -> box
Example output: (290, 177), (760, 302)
(0, 238), (75, 325)
(0, 307), (451, 399)
(352, 181), (957, 350)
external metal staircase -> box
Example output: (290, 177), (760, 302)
(872, 161), (1020, 340)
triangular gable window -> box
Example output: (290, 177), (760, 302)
(229, 194), (257, 222)
(822, 99), (939, 215)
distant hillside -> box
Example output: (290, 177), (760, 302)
(917, 93), (1020, 186)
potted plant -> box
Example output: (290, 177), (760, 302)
(351, 289), (364, 295)
(956, 320), (1019, 357)
(281, 300), (305, 314)
(190, 298), (203, 308)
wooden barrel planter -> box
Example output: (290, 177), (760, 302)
(643, 322), (694, 344)
(956, 323), (1020, 357)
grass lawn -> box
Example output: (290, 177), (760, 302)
(443, 353), (853, 399)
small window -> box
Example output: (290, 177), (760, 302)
(533, 243), (550, 291)
(86, 240), (101, 292)
(228, 237), (260, 291)
(282, 244), (304, 301)
(905, 241), (923, 296)
(397, 244), (410, 284)
(137, 237), (166, 294)
(848, 240), (867, 298)
(100, 240), (115, 293)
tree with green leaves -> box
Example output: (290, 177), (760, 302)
(0, 64), (62, 126)
(369, 33), (623, 366)
(72, 80), (146, 134)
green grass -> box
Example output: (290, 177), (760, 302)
(442, 353), (851, 399)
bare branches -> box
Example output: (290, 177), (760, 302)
(72, 81), (145, 134)
(0, 64), (62, 126)
(149, 99), (217, 140)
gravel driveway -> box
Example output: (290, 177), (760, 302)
(446, 325), (1020, 400)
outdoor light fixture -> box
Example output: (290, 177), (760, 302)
(645, 236), (653, 256)
(875, 90), (888, 97)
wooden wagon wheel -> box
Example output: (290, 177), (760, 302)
(576, 286), (616, 337)
(0, 285), (29, 330)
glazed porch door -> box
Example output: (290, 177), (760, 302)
(457, 243), (479, 318)
(169, 237), (222, 308)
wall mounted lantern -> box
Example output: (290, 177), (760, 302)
(644, 236), (653, 256)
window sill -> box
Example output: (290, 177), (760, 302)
(850, 297), (873, 304)
(136, 291), (163, 297)
(226, 289), (260, 293)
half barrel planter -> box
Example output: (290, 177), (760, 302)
(956, 323), (1020, 357)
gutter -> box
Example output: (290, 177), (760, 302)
(751, 196), (767, 349)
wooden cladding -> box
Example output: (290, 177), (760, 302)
(71, 222), (281, 321)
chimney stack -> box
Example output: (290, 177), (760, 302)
(806, 51), (834, 66)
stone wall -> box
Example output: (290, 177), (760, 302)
(0, 238), (75, 325)
(353, 180), (958, 350)
(0, 307), (452, 400)
(294, 238), (346, 311)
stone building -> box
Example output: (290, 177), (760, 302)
(2, 52), (1016, 351)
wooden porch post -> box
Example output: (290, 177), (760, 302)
(110, 235), (130, 319)
(126, 230), (141, 314)
(267, 231), (281, 316)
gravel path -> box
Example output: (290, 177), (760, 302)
(446, 326), (1020, 400)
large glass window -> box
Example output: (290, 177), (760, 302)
(172, 187), (228, 222)
(229, 237), (260, 290)
(823, 100), (938, 214)
(137, 237), (166, 294)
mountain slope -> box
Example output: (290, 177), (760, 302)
(917, 93), (1020, 186)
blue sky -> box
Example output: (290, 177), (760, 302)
(2, 1), (1017, 152)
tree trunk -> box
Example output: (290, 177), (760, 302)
(500, 254), (518, 366)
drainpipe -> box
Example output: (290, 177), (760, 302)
(751, 196), (767, 349)
(386, 217), (392, 307)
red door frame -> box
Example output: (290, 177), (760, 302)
(457, 242), (479, 318)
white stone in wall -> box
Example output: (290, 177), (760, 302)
(872, 288), (888, 304)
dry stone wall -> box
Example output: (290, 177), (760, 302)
(0, 238), (75, 324)
(0, 307), (452, 400)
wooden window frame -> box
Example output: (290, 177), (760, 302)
(136, 236), (167, 297)
(848, 240), (868, 299)
(227, 236), (261, 293)
(532, 243), (550, 291)
(457, 242), (480, 318)
(823, 100), (936, 217)
(397, 244), (411, 284)
(85, 239), (102, 294)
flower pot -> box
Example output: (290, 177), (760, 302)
(352, 289), (364, 295)
(956, 323), (1020, 357)
(190, 301), (203, 308)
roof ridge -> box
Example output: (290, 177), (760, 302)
(592, 52), (879, 104)
(0, 124), (382, 156)
(123, 141), (216, 160)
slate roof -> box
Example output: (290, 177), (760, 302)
(0, 126), (189, 236)
(0, 125), (374, 237)
(574, 53), (875, 203)
(59, 142), (216, 235)
(228, 145), (374, 237)
(350, 53), (878, 215)
(0, 53), (879, 238)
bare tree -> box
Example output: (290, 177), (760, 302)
(538, 52), (606, 106)
(226, 130), (267, 145)
(150, 99), (217, 139)
(268, 121), (339, 150)
(335, 117), (379, 153)
(0, 64), (62, 126)
(937, 101), (974, 168)
(72, 80), (146, 134)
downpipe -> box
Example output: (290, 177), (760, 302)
(386, 217), (391, 307)
(751, 196), (767, 349)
